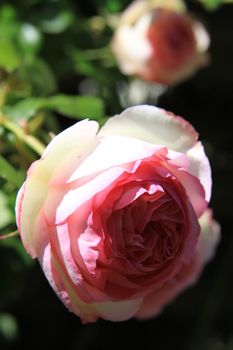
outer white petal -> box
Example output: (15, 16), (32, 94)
(193, 20), (210, 53)
(42, 119), (99, 175)
(42, 244), (142, 323)
(68, 135), (162, 182)
(197, 208), (221, 265)
(99, 105), (198, 153)
(17, 171), (49, 258)
(112, 16), (152, 75)
(17, 120), (99, 258)
(94, 298), (143, 322)
(187, 141), (212, 203)
(56, 167), (125, 224)
(120, 0), (186, 26)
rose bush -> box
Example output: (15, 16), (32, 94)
(112, 0), (210, 85)
(16, 105), (220, 323)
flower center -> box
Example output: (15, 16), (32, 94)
(120, 193), (184, 271)
(147, 9), (196, 69)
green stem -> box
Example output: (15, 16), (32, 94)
(0, 116), (45, 156)
(0, 83), (10, 108)
(0, 230), (19, 240)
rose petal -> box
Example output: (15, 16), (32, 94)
(43, 119), (99, 162)
(167, 143), (211, 208)
(41, 245), (99, 323)
(136, 208), (220, 319)
(135, 255), (198, 319)
(186, 141), (212, 203)
(15, 181), (25, 231)
(42, 119), (99, 187)
(56, 148), (170, 225)
(68, 135), (163, 182)
(196, 208), (221, 265)
(41, 243), (142, 323)
(193, 20), (210, 53)
(99, 105), (198, 153)
(17, 120), (99, 258)
(170, 167), (207, 217)
(93, 298), (143, 322)
(112, 23), (152, 75)
(17, 172), (48, 258)
(56, 167), (126, 224)
(119, 0), (186, 26)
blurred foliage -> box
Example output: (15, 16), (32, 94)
(0, 0), (232, 350)
(0, 313), (18, 343)
(198, 0), (233, 10)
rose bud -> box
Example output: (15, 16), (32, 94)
(112, 0), (210, 85)
(16, 105), (220, 323)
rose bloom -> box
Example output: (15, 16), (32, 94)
(112, 0), (210, 85)
(16, 105), (220, 323)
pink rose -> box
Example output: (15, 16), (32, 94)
(16, 105), (220, 323)
(112, 0), (210, 85)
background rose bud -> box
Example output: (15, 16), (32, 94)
(112, 0), (210, 85)
(16, 105), (220, 323)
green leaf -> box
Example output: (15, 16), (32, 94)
(104, 0), (125, 12)
(0, 5), (16, 23)
(48, 95), (105, 120)
(3, 97), (46, 121)
(92, 0), (129, 12)
(4, 95), (105, 121)
(69, 48), (109, 84)
(199, 0), (233, 10)
(0, 192), (12, 229)
(0, 37), (21, 72)
(20, 58), (57, 96)
(0, 155), (24, 187)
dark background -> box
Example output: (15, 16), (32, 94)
(1, 1), (233, 349)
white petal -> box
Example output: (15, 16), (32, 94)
(42, 119), (99, 175)
(197, 208), (221, 265)
(17, 171), (49, 258)
(193, 20), (210, 53)
(17, 120), (99, 258)
(187, 142), (212, 202)
(68, 135), (161, 182)
(99, 105), (198, 152)
(42, 245), (142, 323)
(112, 24), (151, 75)
(94, 298), (142, 322)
